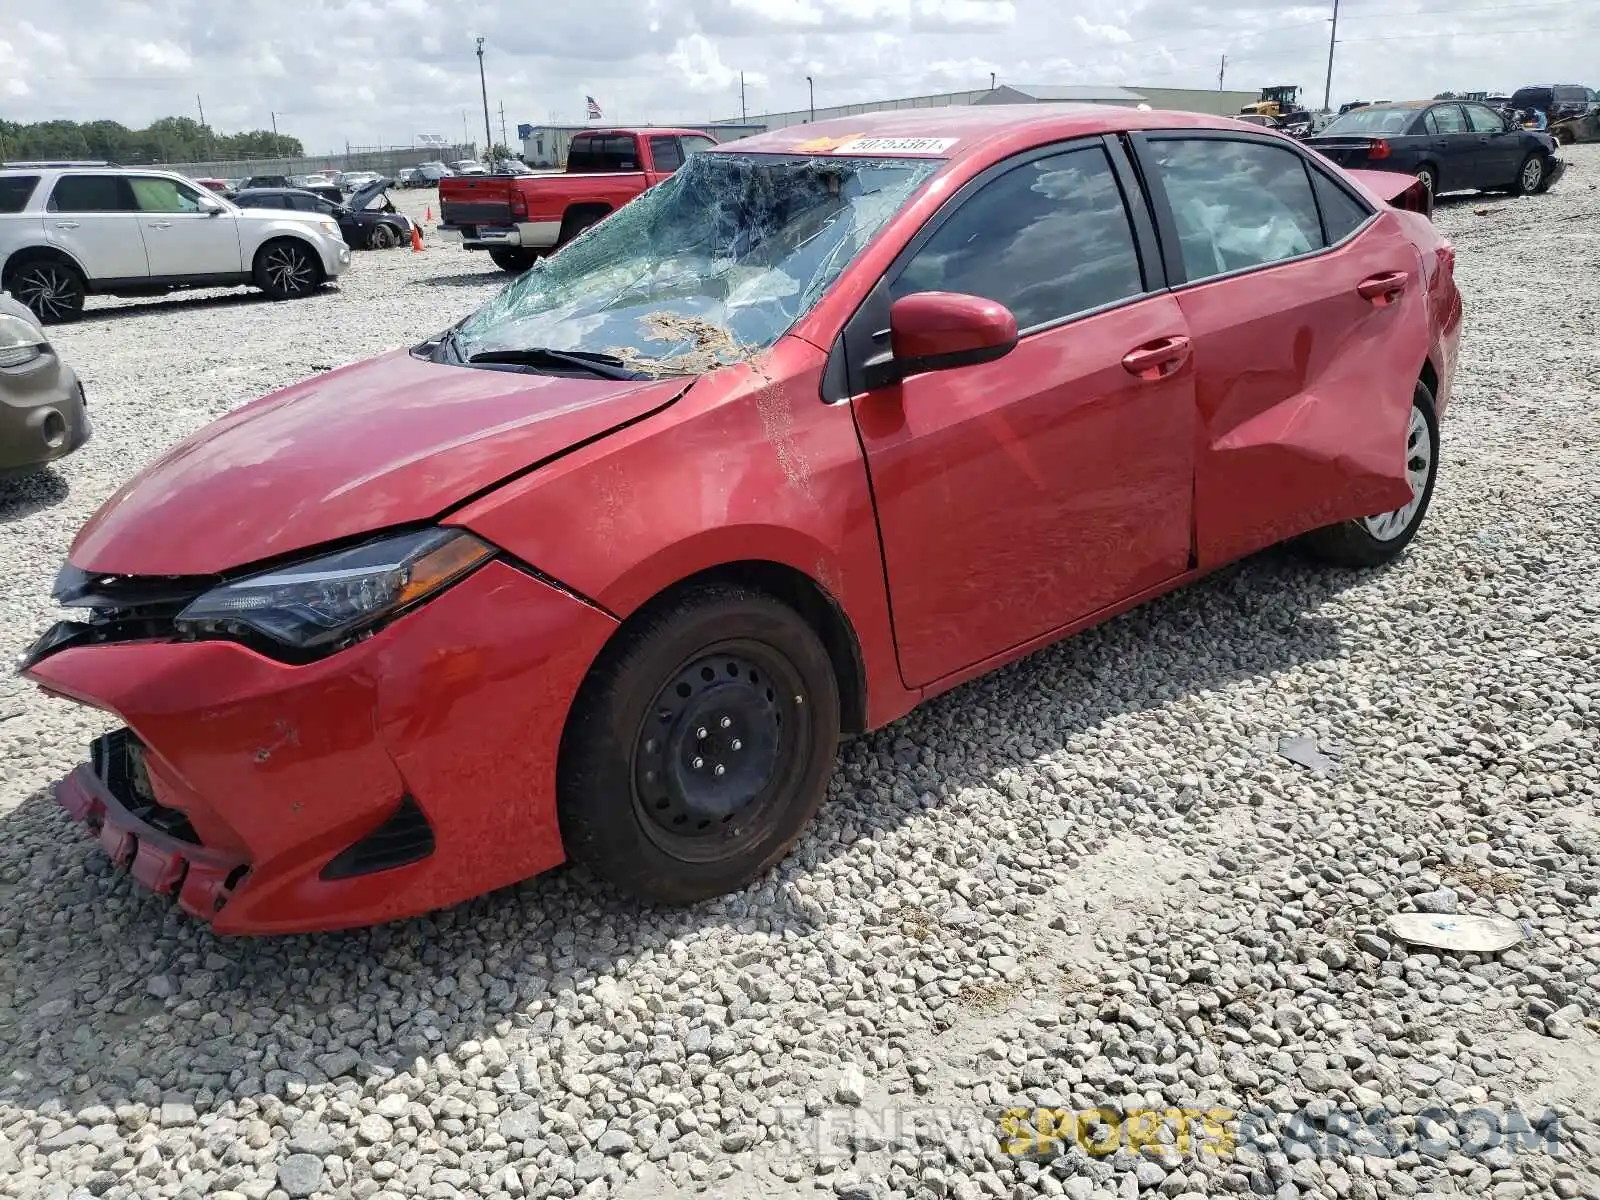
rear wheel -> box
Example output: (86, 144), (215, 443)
(1300, 381), (1439, 568)
(555, 209), (607, 250)
(488, 247), (539, 273)
(253, 240), (322, 299)
(4, 256), (86, 323)
(1510, 152), (1545, 195)
(1414, 164), (1438, 195)
(557, 584), (840, 904)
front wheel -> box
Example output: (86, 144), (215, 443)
(558, 584), (840, 904)
(368, 223), (397, 250)
(253, 240), (322, 300)
(1510, 152), (1545, 196)
(1299, 381), (1439, 568)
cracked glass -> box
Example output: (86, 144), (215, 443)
(454, 151), (942, 376)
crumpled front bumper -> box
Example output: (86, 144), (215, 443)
(22, 559), (618, 935)
(56, 737), (248, 920)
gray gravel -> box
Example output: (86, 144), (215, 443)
(2, 156), (1599, 1200)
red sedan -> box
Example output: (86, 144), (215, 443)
(20, 106), (1461, 934)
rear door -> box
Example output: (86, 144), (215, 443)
(1130, 131), (1428, 567)
(44, 174), (150, 281)
(129, 175), (243, 277)
(844, 138), (1197, 687)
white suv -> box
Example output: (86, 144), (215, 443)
(0, 162), (352, 322)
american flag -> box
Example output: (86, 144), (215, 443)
(586, 95), (602, 120)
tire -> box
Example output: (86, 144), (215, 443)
(555, 209), (606, 250)
(1510, 152), (1545, 196)
(4, 256), (86, 324)
(488, 248), (539, 273)
(252, 239), (322, 300)
(367, 223), (397, 250)
(1414, 164), (1438, 195)
(1300, 380), (1439, 568)
(557, 583), (841, 904)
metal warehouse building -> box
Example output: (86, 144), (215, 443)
(711, 83), (1263, 132)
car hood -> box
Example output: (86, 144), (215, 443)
(349, 178), (391, 208)
(70, 350), (688, 576)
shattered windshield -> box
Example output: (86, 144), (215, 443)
(452, 151), (942, 376)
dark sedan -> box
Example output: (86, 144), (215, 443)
(233, 181), (410, 250)
(1306, 100), (1564, 196)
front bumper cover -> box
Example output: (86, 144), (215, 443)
(22, 558), (619, 934)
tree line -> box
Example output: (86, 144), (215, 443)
(0, 116), (303, 164)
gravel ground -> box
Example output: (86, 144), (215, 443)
(1, 159), (1598, 1200)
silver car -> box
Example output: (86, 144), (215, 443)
(0, 290), (88, 477)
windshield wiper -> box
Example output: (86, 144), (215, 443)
(466, 347), (647, 381)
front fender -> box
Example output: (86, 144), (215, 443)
(446, 341), (919, 729)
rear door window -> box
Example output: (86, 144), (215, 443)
(1146, 138), (1324, 282)
(49, 174), (137, 213)
(649, 137), (685, 172)
(0, 175), (39, 213)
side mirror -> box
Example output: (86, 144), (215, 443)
(874, 291), (1018, 386)
(200, 197), (225, 216)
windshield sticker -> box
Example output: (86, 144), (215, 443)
(793, 133), (863, 153)
(829, 136), (958, 155)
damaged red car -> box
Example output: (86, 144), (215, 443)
(19, 106), (1462, 934)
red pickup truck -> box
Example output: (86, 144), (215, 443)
(438, 128), (719, 272)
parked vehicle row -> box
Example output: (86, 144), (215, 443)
(16, 105), (1463, 934)
(0, 162), (351, 322)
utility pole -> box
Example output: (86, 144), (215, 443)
(1218, 55), (1227, 91)
(476, 38), (493, 158)
(499, 102), (508, 153)
(740, 72), (747, 122)
(1323, 0), (1340, 112)
(990, 71), (996, 91)
(270, 111), (278, 136)
(463, 110), (470, 153)
(196, 94), (206, 127)
(806, 75), (815, 123)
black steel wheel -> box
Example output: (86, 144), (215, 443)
(368, 223), (398, 250)
(558, 583), (840, 903)
(5, 257), (86, 323)
(253, 239), (321, 299)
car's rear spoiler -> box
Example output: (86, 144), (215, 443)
(1345, 169), (1434, 219)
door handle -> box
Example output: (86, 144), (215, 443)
(54, 221), (80, 230)
(1121, 335), (1192, 380)
(147, 221), (173, 229)
(1357, 271), (1410, 305)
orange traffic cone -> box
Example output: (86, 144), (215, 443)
(425, 204), (433, 222)
(411, 224), (424, 252)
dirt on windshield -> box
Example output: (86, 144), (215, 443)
(604, 313), (755, 376)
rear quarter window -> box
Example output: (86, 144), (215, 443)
(0, 175), (40, 213)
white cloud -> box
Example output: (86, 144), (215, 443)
(3, 0), (1595, 150)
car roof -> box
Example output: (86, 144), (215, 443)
(235, 187), (326, 197)
(717, 104), (1270, 162)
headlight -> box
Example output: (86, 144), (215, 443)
(0, 312), (45, 368)
(317, 219), (340, 238)
(175, 528), (493, 651)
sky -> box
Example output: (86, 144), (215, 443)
(3, 0), (1595, 153)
